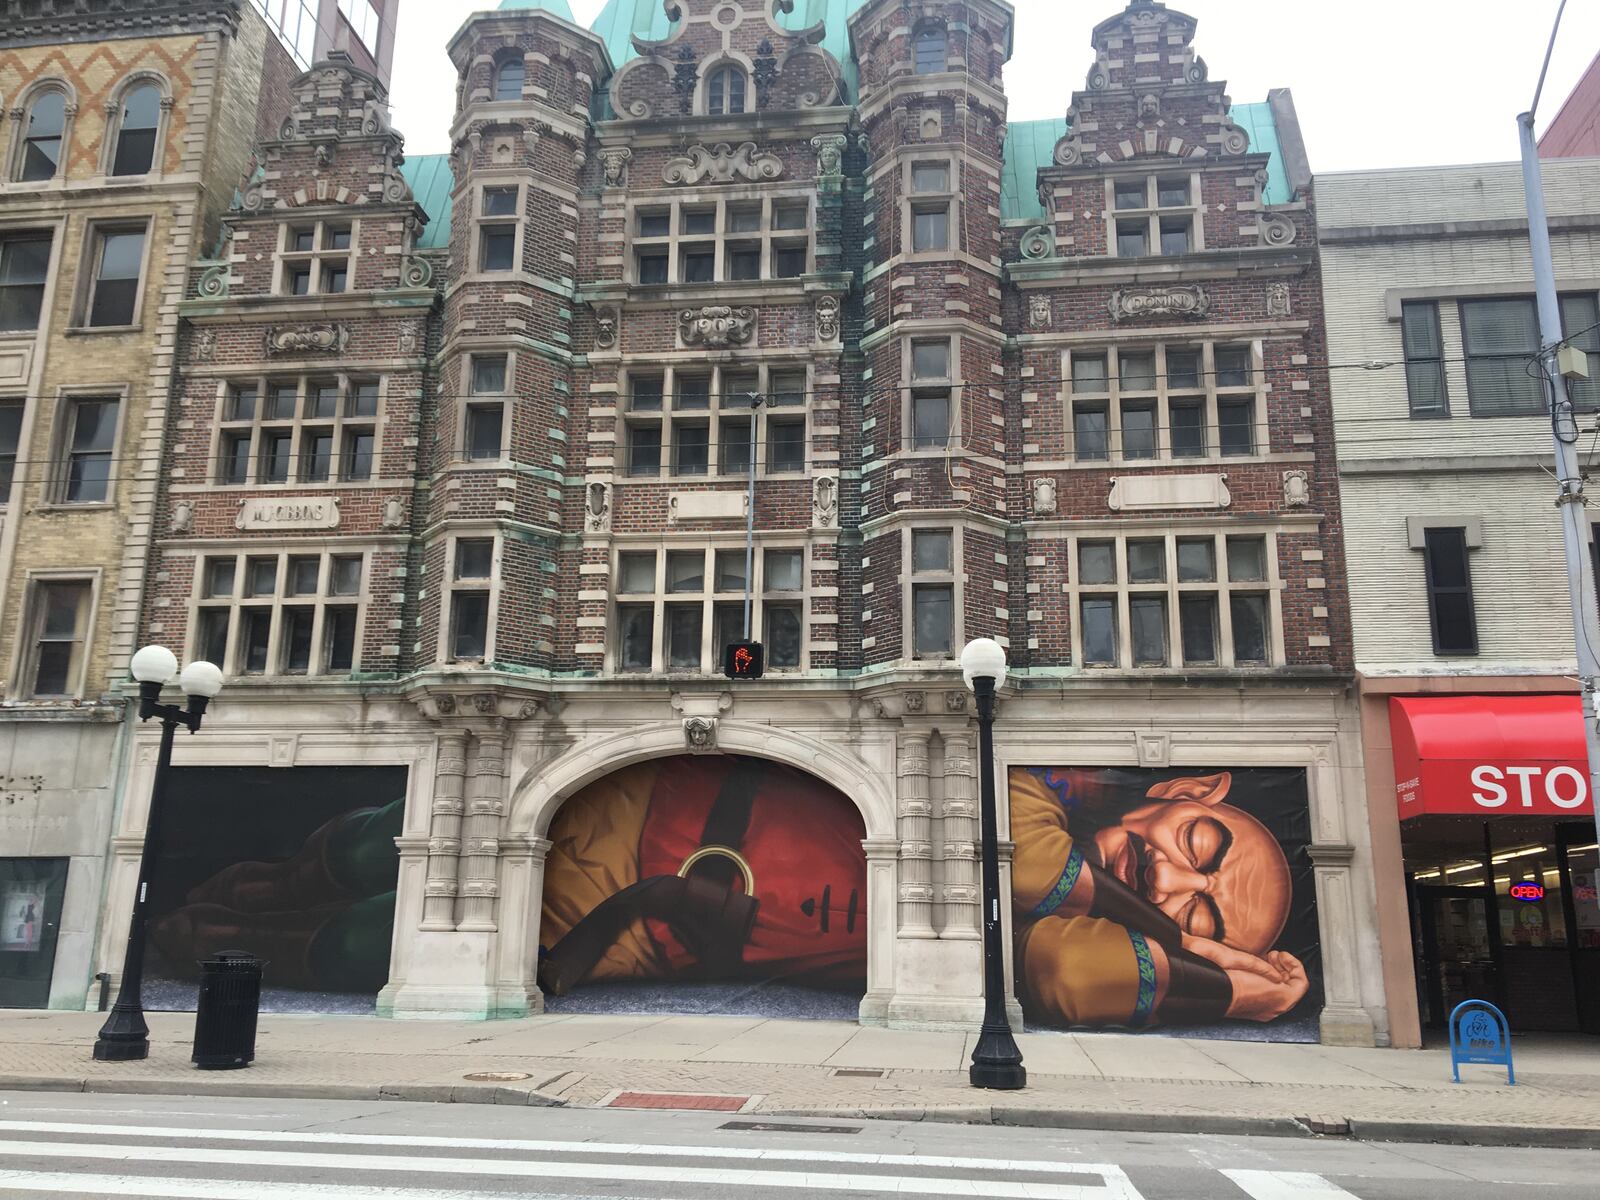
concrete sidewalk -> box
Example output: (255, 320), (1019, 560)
(2, 1009), (1597, 1147)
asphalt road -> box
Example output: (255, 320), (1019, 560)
(0, 1091), (1594, 1199)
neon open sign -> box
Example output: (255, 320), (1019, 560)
(1508, 881), (1546, 903)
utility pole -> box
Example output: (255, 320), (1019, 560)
(1518, 62), (1600, 881)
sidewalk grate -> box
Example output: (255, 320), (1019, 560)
(722, 1120), (862, 1135)
(608, 1091), (751, 1112)
(831, 1068), (884, 1078)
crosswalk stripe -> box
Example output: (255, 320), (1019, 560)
(0, 1173), (637, 1200)
(1222, 1170), (1360, 1199)
(0, 1121), (1136, 1183)
(0, 1140), (1136, 1199)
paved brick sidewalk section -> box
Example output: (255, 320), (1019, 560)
(2, 1010), (1596, 1148)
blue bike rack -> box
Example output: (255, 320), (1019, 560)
(1448, 999), (1514, 1085)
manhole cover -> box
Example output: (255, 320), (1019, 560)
(462, 1071), (533, 1082)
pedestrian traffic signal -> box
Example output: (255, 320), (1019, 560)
(723, 640), (764, 680)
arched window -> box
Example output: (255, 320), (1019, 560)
(914, 26), (947, 75)
(707, 66), (747, 116)
(111, 83), (162, 177)
(16, 89), (67, 182)
(495, 59), (525, 102)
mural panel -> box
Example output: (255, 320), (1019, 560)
(1011, 767), (1323, 1040)
(539, 755), (867, 1016)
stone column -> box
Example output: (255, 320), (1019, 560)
(457, 728), (506, 933)
(896, 731), (937, 938)
(939, 729), (981, 940)
(420, 729), (467, 931)
(859, 837), (901, 1024)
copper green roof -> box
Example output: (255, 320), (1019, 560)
(497, 0), (578, 20)
(401, 153), (454, 250)
(999, 100), (1292, 224)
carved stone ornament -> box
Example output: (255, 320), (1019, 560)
(1053, 133), (1084, 167)
(1031, 477), (1058, 516)
(399, 321), (421, 355)
(679, 305), (755, 349)
(400, 256), (433, 289)
(683, 716), (717, 751)
(663, 142), (783, 186)
(1019, 225), (1054, 261)
(811, 133), (848, 179)
(194, 328), (217, 362)
(265, 324), (350, 355)
(1259, 212), (1298, 247)
(904, 691), (926, 714)
(944, 692), (968, 714)
(813, 475), (838, 530)
(472, 694), (496, 714)
(585, 479), (613, 534)
(1267, 282), (1292, 318)
(600, 146), (631, 188)
(435, 693), (456, 715)
(1219, 121), (1251, 156)
(1139, 93), (1161, 120)
(814, 294), (841, 343)
(380, 167), (412, 204)
(197, 264), (230, 299)
(381, 497), (406, 530)
(672, 45), (698, 114)
(1108, 286), (1208, 323)
(752, 40), (779, 109)
(169, 500), (194, 535)
(593, 305), (619, 349)
(1029, 295), (1051, 330)
(1283, 469), (1312, 508)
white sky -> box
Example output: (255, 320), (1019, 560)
(389, 0), (1600, 173)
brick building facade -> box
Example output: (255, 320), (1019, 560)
(99, 0), (1388, 1042)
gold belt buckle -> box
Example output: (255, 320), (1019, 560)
(677, 844), (755, 895)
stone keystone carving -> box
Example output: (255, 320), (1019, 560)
(1108, 286), (1208, 323)
(811, 133), (848, 178)
(265, 324), (350, 355)
(683, 717), (718, 751)
(679, 305), (756, 349)
(815, 294), (841, 342)
(663, 142), (783, 186)
(599, 147), (631, 188)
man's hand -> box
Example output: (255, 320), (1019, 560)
(1223, 951), (1309, 1022)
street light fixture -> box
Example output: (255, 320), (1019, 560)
(962, 637), (1027, 1090)
(93, 646), (223, 1062)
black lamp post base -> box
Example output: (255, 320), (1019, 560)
(969, 1029), (1027, 1091)
(94, 1006), (151, 1061)
(92, 1036), (150, 1062)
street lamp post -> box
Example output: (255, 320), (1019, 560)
(962, 637), (1026, 1091)
(94, 646), (223, 1062)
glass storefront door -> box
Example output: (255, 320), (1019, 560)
(1558, 824), (1600, 1034)
(1417, 886), (1499, 1027)
(0, 858), (68, 1009)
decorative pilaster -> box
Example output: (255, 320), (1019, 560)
(420, 730), (467, 931)
(896, 732), (936, 938)
(457, 729), (506, 933)
(939, 731), (981, 940)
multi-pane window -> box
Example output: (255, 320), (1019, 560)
(57, 397), (117, 504)
(1461, 298), (1542, 417)
(907, 158), (955, 255)
(15, 89), (67, 183)
(1068, 342), (1260, 463)
(909, 339), (954, 451)
(623, 363), (807, 478)
(463, 355), (507, 462)
(24, 579), (92, 698)
(249, 0), (318, 67)
(1560, 293), (1600, 412)
(631, 198), (810, 284)
(0, 402), (22, 502)
(613, 544), (806, 673)
(1422, 526), (1477, 656)
(707, 65), (747, 116)
(338, 0), (382, 51)
(494, 58), (525, 101)
(1401, 301), (1448, 418)
(82, 226), (146, 327)
(193, 550), (365, 676)
(1069, 533), (1279, 668)
(278, 220), (351, 295)
(1109, 174), (1200, 259)
(0, 234), (51, 332)
(914, 26), (947, 74)
(448, 538), (494, 661)
(215, 375), (380, 485)
(111, 84), (162, 177)
(911, 527), (955, 657)
(478, 186), (519, 273)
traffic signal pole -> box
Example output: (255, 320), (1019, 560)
(744, 394), (762, 640)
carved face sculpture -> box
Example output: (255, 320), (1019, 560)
(1090, 773), (1292, 955)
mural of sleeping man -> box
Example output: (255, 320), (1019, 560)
(1010, 767), (1323, 1040)
(538, 755), (867, 1004)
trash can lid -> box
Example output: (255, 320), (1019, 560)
(199, 951), (267, 969)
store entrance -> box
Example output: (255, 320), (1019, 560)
(1416, 886), (1498, 1028)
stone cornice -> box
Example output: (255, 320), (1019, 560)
(0, 0), (241, 47)
(594, 107), (853, 145)
(1006, 244), (1314, 289)
(179, 290), (438, 321)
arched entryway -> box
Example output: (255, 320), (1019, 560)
(534, 753), (869, 1019)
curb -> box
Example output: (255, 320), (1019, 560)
(0, 1074), (565, 1108)
(766, 1105), (1600, 1150)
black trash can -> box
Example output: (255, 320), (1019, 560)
(191, 952), (264, 1070)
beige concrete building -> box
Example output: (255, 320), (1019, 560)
(0, 0), (297, 1008)
(1319, 158), (1600, 1044)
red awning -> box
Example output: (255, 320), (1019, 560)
(1392, 695), (1593, 818)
